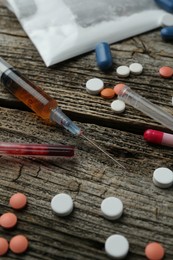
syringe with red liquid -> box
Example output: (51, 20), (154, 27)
(0, 142), (75, 157)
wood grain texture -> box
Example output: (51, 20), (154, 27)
(0, 5), (173, 260)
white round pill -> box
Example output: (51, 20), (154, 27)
(51, 193), (73, 216)
(153, 167), (173, 188)
(86, 78), (104, 95)
(101, 197), (123, 220)
(129, 63), (143, 75)
(111, 100), (125, 114)
(105, 234), (129, 259)
(160, 14), (173, 26)
(116, 66), (130, 78)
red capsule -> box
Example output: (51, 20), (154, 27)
(144, 129), (173, 147)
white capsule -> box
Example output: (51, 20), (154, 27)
(111, 100), (125, 113)
(153, 167), (173, 188)
(101, 197), (123, 220)
(129, 63), (143, 75)
(116, 66), (130, 78)
(105, 234), (129, 259)
(86, 78), (104, 95)
(51, 193), (73, 216)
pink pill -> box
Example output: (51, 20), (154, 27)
(9, 235), (29, 254)
(9, 193), (27, 210)
(159, 66), (173, 78)
(0, 237), (8, 256)
(0, 212), (17, 229)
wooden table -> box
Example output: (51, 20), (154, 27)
(0, 4), (173, 260)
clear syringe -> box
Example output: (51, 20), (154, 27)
(0, 57), (124, 168)
(114, 84), (173, 131)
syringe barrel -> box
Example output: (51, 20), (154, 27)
(0, 57), (81, 136)
(118, 85), (173, 131)
(1, 67), (57, 119)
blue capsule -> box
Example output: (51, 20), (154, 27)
(155, 0), (173, 13)
(95, 42), (113, 71)
(161, 26), (173, 40)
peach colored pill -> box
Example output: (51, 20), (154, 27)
(145, 242), (165, 260)
(113, 83), (125, 94)
(0, 212), (17, 229)
(0, 237), (8, 256)
(9, 235), (28, 254)
(159, 66), (173, 78)
(100, 88), (115, 99)
(9, 193), (27, 210)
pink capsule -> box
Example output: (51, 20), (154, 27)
(144, 129), (173, 147)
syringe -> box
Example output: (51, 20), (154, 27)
(0, 142), (75, 157)
(114, 84), (173, 131)
(0, 57), (124, 168)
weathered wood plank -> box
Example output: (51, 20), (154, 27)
(0, 107), (172, 259)
(0, 5), (173, 260)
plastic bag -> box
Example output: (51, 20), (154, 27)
(5, 0), (167, 66)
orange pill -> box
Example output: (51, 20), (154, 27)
(10, 193), (27, 210)
(9, 235), (28, 254)
(0, 237), (8, 256)
(113, 83), (125, 94)
(0, 212), (17, 229)
(100, 88), (115, 99)
(159, 66), (173, 78)
(145, 242), (165, 260)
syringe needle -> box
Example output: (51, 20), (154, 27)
(81, 134), (126, 169)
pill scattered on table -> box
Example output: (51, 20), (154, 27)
(145, 242), (165, 260)
(153, 167), (173, 188)
(159, 66), (173, 78)
(161, 26), (173, 41)
(101, 197), (123, 220)
(95, 42), (113, 70)
(100, 88), (115, 99)
(86, 78), (104, 95)
(111, 100), (126, 114)
(9, 193), (27, 210)
(105, 234), (129, 259)
(0, 212), (17, 229)
(0, 237), (8, 256)
(129, 63), (143, 75)
(9, 235), (29, 254)
(51, 193), (74, 216)
(116, 66), (130, 78)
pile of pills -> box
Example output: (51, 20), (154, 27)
(86, 79), (126, 114)
(0, 193), (28, 256)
